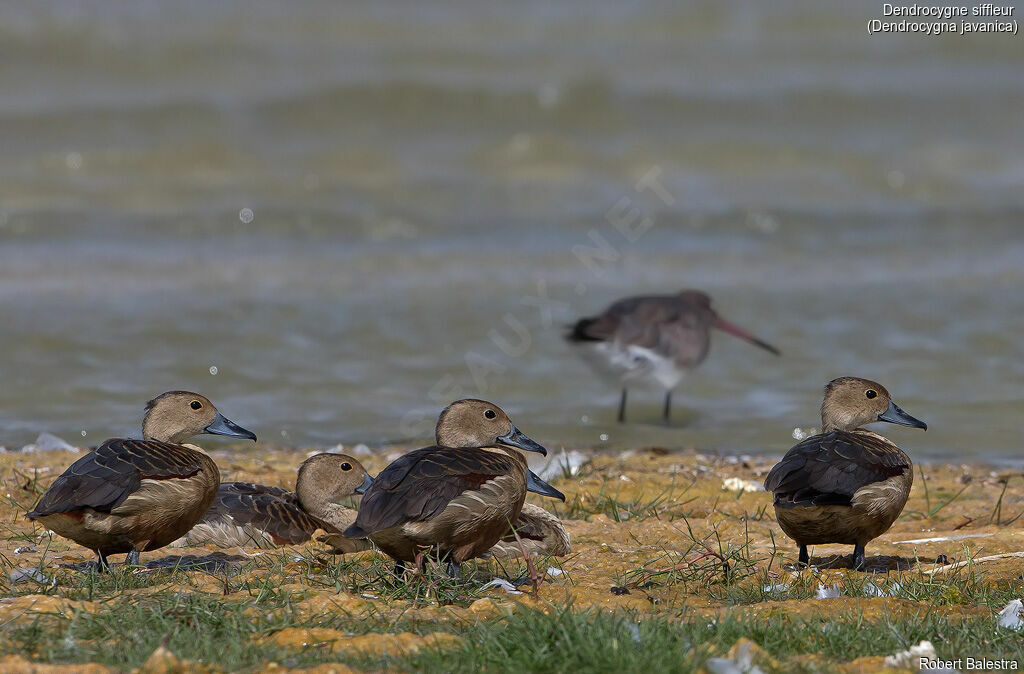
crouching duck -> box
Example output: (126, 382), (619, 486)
(173, 452), (373, 553)
(343, 399), (549, 576)
(763, 377), (927, 570)
(484, 502), (571, 559)
(26, 391), (256, 570)
(177, 449), (567, 558)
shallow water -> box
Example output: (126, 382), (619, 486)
(1, 2), (1022, 462)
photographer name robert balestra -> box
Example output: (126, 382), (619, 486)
(921, 656), (1018, 670)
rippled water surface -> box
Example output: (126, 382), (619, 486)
(1, 2), (1023, 462)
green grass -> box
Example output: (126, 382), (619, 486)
(553, 475), (698, 523)
(408, 606), (1024, 674)
(902, 466), (972, 521)
(718, 545), (1024, 610)
(620, 516), (765, 593)
(4, 538), (1023, 672)
(1, 553), (475, 670)
(1, 543), (565, 609)
(6, 592), (1023, 673)
(5, 590), (434, 671)
(4, 555), (1023, 673)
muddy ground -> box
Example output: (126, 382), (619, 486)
(2, 444), (1023, 672)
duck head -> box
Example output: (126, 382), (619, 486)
(295, 453), (373, 512)
(435, 399), (548, 456)
(820, 377), (927, 433)
(142, 391), (257, 445)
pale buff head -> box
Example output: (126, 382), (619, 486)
(820, 377), (927, 433)
(294, 453), (373, 514)
(434, 399), (547, 456)
(141, 391), (257, 445)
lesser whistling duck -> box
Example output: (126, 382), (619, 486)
(27, 391), (256, 570)
(343, 399), (547, 576)
(764, 377), (927, 569)
(174, 452), (373, 552)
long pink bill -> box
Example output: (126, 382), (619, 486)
(713, 316), (781, 356)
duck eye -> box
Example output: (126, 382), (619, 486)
(865, 390), (877, 399)
(484, 409), (496, 419)
(341, 462), (352, 471)
(190, 400), (203, 410)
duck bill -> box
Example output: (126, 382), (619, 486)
(712, 315), (780, 356)
(526, 470), (565, 502)
(497, 425), (548, 456)
(204, 412), (258, 441)
(354, 473), (374, 495)
(877, 401), (927, 430)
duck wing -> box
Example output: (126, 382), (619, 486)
(344, 446), (516, 537)
(218, 481), (293, 501)
(27, 438), (208, 517)
(568, 296), (706, 362)
(567, 295), (667, 345)
(501, 503), (556, 543)
(207, 482), (321, 544)
(763, 431), (909, 507)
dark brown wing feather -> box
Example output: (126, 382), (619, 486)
(344, 446), (516, 537)
(500, 515), (547, 543)
(763, 431), (909, 508)
(567, 295), (651, 343)
(206, 482), (322, 544)
(27, 438), (207, 517)
(567, 295), (710, 365)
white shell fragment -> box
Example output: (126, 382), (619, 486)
(722, 477), (762, 493)
(997, 600), (1024, 630)
(480, 578), (524, 595)
(884, 640), (936, 667)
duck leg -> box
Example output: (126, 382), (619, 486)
(851, 544), (866, 570)
(433, 549), (461, 579)
(662, 391), (672, 423)
(445, 561), (461, 579)
(617, 388), (628, 423)
(798, 545), (809, 567)
(93, 550), (110, 573)
(392, 560), (407, 577)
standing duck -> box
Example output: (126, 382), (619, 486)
(763, 377), (927, 569)
(566, 289), (779, 422)
(343, 399), (548, 576)
(26, 391), (256, 570)
(173, 453), (373, 553)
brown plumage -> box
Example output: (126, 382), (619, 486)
(434, 408), (569, 560)
(566, 289), (779, 422)
(26, 391), (256, 570)
(344, 399), (548, 576)
(764, 377), (927, 569)
(483, 503), (571, 559)
(174, 453), (373, 552)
